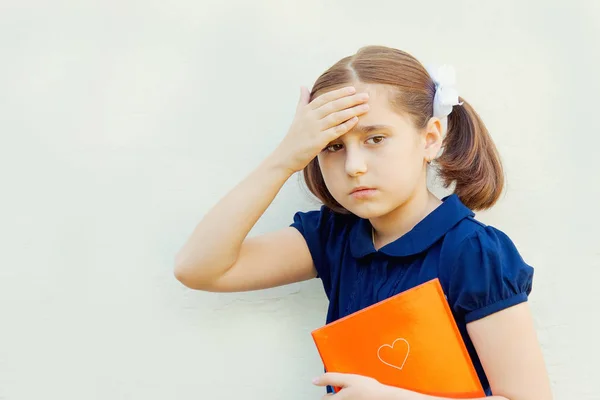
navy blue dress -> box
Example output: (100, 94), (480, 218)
(290, 194), (534, 396)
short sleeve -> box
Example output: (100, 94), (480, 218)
(290, 205), (333, 292)
(447, 226), (534, 324)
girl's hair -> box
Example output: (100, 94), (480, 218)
(303, 45), (504, 212)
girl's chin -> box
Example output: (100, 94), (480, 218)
(341, 203), (389, 220)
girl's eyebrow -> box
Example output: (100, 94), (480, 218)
(327, 124), (394, 145)
(352, 124), (393, 134)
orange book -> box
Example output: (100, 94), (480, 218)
(311, 278), (485, 398)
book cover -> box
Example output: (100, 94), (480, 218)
(311, 278), (485, 398)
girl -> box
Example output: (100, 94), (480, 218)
(174, 46), (552, 400)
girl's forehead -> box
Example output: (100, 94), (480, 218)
(353, 83), (398, 113)
(352, 83), (409, 126)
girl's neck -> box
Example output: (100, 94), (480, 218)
(370, 188), (442, 250)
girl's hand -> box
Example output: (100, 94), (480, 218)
(274, 86), (369, 174)
(312, 372), (422, 400)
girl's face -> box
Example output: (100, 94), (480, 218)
(317, 83), (442, 219)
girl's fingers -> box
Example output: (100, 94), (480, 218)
(309, 86), (357, 110)
(322, 116), (359, 140)
(314, 92), (369, 119)
(320, 103), (369, 131)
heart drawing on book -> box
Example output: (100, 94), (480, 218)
(377, 338), (410, 370)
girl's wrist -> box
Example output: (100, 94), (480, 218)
(263, 150), (298, 179)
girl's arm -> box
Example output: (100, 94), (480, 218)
(174, 155), (315, 292)
(465, 302), (553, 400)
(174, 86), (369, 291)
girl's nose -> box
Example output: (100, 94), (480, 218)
(345, 148), (368, 177)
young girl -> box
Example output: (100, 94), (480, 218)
(174, 46), (552, 399)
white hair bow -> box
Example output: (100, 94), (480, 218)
(425, 64), (464, 119)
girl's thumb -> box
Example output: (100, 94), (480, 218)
(297, 86), (310, 109)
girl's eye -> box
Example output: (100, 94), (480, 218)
(325, 143), (344, 152)
(366, 136), (385, 145)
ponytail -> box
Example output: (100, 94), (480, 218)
(438, 98), (504, 211)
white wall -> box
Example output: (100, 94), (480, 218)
(1, 1), (598, 399)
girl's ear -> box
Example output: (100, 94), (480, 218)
(423, 117), (443, 161)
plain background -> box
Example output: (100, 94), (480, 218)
(1, 1), (599, 399)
